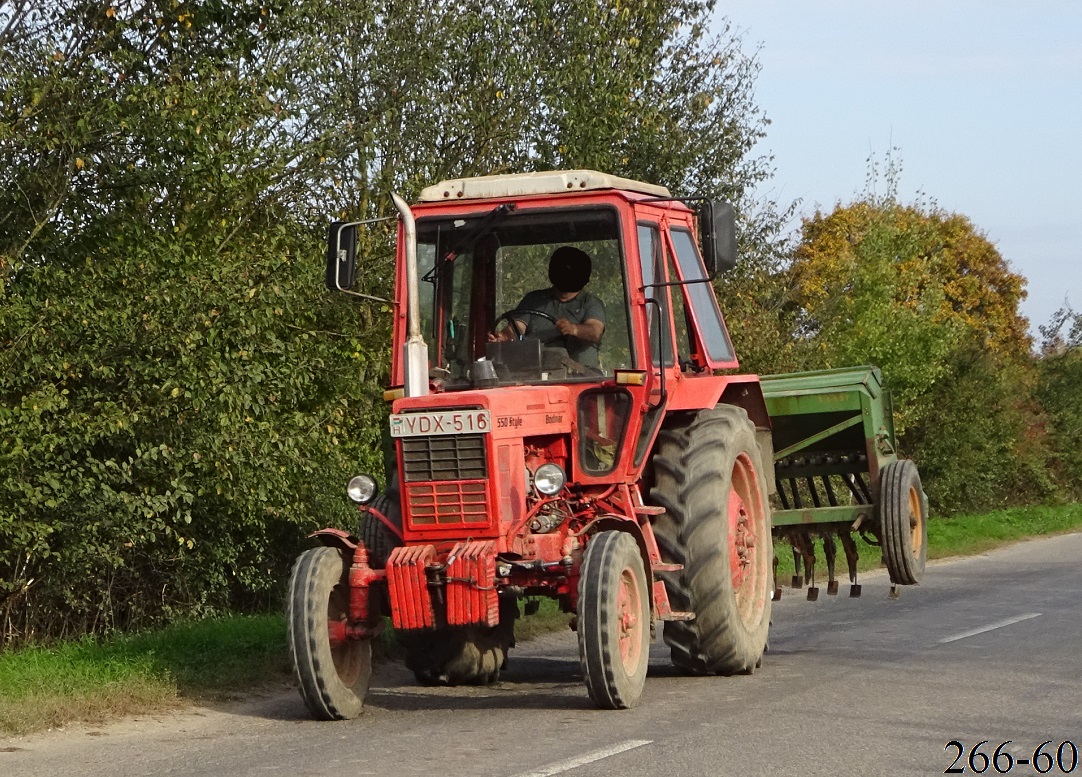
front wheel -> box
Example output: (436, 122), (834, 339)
(577, 530), (651, 709)
(288, 546), (372, 720)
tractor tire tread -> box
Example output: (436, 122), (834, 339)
(648, 405), (772, 676)
(288, 546), (371, 720)
(577, 531), (649, 709)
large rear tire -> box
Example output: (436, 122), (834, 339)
(401, 595), (518, 686)
(359, 491), (401, 568)
(288, 546), (372, 720)
(650, 405), (772, 675)
(879, 459), (927, 585)
(577, 530), (651, 709)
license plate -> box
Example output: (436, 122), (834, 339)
(389, 409), (491, 437)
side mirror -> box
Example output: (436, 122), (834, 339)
(324, 221), (358, 292)
(699, 201), (737, 275)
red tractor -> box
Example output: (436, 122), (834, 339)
(290, 170), (776, 718)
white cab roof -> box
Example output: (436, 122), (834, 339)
(418, 170), (671, 202)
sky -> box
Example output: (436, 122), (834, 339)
(716, 1), (1081, 337)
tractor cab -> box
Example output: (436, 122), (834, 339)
(329, 170), (740, 400)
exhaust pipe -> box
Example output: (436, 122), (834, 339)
(390, 192), (429, 397)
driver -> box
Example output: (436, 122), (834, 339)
(489, 246), (606, 369)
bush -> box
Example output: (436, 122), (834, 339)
(0, 227), (388, 644)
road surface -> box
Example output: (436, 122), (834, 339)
(3, 532), (1080, 777)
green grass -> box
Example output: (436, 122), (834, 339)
(2, 502), (1079, 737)
(925, 502), (1082, 557)
(0, 615), (291, 736)
(514, 598), (574, 641)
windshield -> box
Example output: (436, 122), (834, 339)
(416, 207), (632, 390)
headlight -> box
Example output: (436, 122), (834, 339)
(533, 463), (566, 496)
(347, 474), (378, 504)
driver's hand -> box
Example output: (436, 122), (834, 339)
(555, 318), (578, 338)
(488, 328), (511, 343)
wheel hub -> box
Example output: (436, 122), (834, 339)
(617, 568), (643, 670)
(729, 494), (755, 590)
(907, 485), (924, 558)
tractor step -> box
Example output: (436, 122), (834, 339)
(635, 505), (666, 515)
(652, 562), (683, 573)
(662, 611), (695, 621)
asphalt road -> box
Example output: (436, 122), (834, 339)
(4, 532), (1081, 777)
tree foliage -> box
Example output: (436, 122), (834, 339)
(787, 157), (1053, 513)
(0, 0), (385, 642)
(1036, 306), (1082, 500)
(4, 0), (1072, 646)
(0, 0), (776, 644)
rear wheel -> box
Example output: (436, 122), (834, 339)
(288, 546), (372, 720)
(577, 530), (651, 709)
(401, 595), (518, 686)
(359, 491), (401, 569)
(879, 459), (927, 585)
(650, 405), (772, 675)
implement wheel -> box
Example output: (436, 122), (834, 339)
(288, 546), (372, 720)
(650, 405), (772, 675)
(578, 530), (651, 709)
(879, 459), (927, 585)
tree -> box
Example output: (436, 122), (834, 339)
(1036, 305), (1082, 499)
(0, 0), (783, 643)
(789, 161), (1046, 513)
(0, 0), (384, 642)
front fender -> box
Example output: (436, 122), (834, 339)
(308, 528), (359, 554)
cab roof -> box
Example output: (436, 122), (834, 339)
(418, 170), (672, 203)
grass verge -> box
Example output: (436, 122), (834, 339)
(2, 502), (1078, 736)
(0, 615), (291, 736)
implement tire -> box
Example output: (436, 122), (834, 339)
(402, 596), (518, 686)
(650, 405), (772, 675)
(288, 546), (372, 720)
(878, 459), (927, 585)
(577, 530), (651, 709)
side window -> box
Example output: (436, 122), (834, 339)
(664, 250), (694, 368)
(418, 240), (436, 354)
(670, 228), (735, 363)
(636, 223), (674, 368)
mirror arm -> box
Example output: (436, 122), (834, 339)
(327, 216), (395, 303)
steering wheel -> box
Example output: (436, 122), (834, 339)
(493, 309), (556, 341)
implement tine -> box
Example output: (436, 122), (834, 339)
(806, 477), (822, 508)
(791, 542), (803, 589)
(839, 531), (861, 597)
(777, 479), (790, 510)
(824, 532), (838, 595)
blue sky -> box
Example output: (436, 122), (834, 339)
(718, 1), (1081, 336)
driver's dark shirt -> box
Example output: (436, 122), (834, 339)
(515, 288), (606, 369)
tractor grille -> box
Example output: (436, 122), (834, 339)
(401, 434), (487, 482)
(405, 481), (488, 526)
